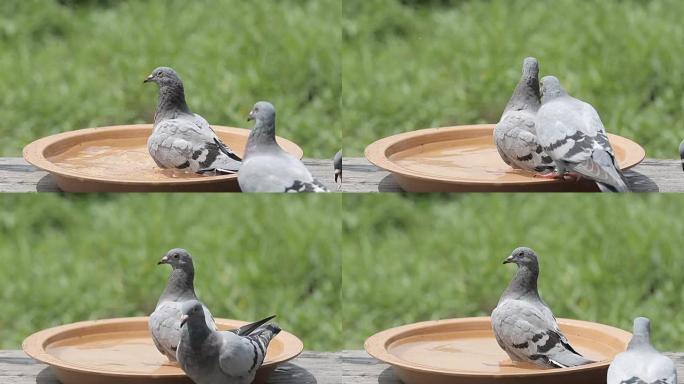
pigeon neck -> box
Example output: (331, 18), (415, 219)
(155, 84), (191, 123)
(628, 331), (655, 352)
(159, 267), (196, 304)
(185, 316), (212, 347)
(505, 74), (540, 111)
(502, 264), (539, 301)
(245, 120), (279, 157)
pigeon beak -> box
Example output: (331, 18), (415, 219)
(143, 74), (154, 83)
(503, 255), (514, 264)
(247, 110), (255, 122)
(157, 255), (169, 265)
(180, 315), (188, 327)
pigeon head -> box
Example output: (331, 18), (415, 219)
(144, 67), (183, 87)
(158, 248), (194, 271)
(503, 247), (539, 268)
(632, 317), (651, 337)
(179, 300), (204, 328)
(522, 57), (539, 77)
(540, 76), (567, 102)
(247, 101), (276, 125)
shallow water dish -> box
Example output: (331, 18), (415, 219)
(23, 124), (304, 192)
(365, 317), (631, 384)
(23, 317), (303, 384)
(365, 124), (645, 192)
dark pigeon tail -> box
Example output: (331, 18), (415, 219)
(570, 149), (629, 192)
(679, 140), (684, 172)
(233, 315), (277, 336)
(215, 137), (242, 162)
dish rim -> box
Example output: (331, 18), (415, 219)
(22, 124), (304, 186)
(364, 316), (632, 378)
(22, 316), (304, 378)
(364, 124), (646, 186)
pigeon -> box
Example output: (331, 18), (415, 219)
(493, 57), (555, 174)
(334, 150), (342, 188)
(144, 67), (242, 174)
(679, 139), (684, 172)
(177, 300), (281, 384)
(536, 75), (629, 192)
(149, 248), (216, 362)
(607, 317), (677, 384)
(237, 101), (329, 192)
(491, 247), (595, 368)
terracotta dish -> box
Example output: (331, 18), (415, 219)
(365, 125), (645, 192)
(23, 124), (304, 192)
(23, 317), (303, 384)
(365, 317), (631, 384)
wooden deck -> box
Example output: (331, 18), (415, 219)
(2, 350), (683, 383)
(342, 157), (684, 192)
(0, 158), (338, 193)
(2, 157), (684, 192)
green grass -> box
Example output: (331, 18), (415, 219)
(343, 194), (684, 351)
(0, 0), (341, 158)
(342, 0), (684, 158)
(0, 194), (342, 351)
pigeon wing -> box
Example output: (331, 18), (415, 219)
(217, 332), (263, 379)
(492, 300), (587, 368)
(149, 302), (183, 359)
(239, 152), (328, 192)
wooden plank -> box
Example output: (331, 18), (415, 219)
(3, 157), (684, 192)
(0, 158), (339, 193)
(0, 350), (341, 384)
(340, 157), (684, 192)
(5, 350), (682, 383)
(341, 350), (684, 383)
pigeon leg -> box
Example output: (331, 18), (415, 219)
(562, 172), (582, 181)
(534, 171), (564, 179)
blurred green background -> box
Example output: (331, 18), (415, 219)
(0, 194), (341, 351)
(343, 0), (684, 158)
(343, 194), (684, 351)
(0, 0), (341, 157)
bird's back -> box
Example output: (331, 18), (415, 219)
(239, 150), (315, 192)
(608, 349), (677, 384)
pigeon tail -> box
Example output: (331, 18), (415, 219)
(207, 155), (242, 174)
(547, 351), (595, 368)
(334, 150), (343, 182)
(233, 315), (277, 337)
(570, 149), (629, 192)
(253, 323), (281, 345)
(679, 140), (684, 172)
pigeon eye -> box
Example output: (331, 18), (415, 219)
(174, 254), (179, 259)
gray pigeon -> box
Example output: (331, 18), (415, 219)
(149, 248), (216, 362)
(177, 300), (281, 384)
(144, 67), (242, 174)
(494, 57), (555, 174)
(334, 150), (342, 188)
(536, 76), (629, 192)
(679, 139), (684, 172)
(491, 247), (594, 368)
(237, 101), (329, 192)
(607, 317), (677, 384)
